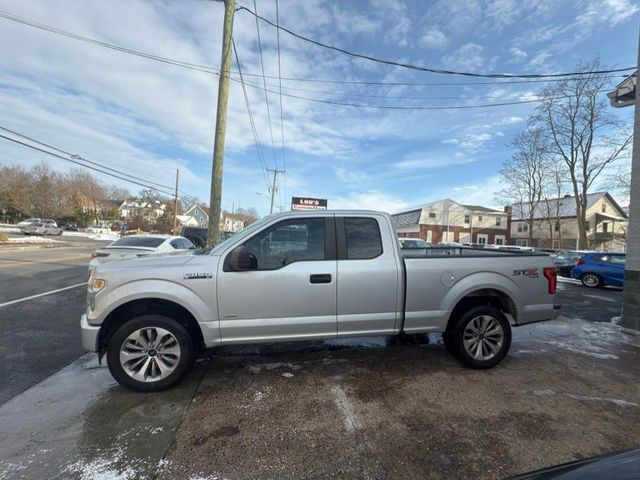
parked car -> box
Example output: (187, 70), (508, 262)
(181, 225), (233, 248)
(571, 252), (626, 288)
(86, 224), (112, 235)
(17, 217), (41, 227)
(20, 221), (64, 236)
(89, 235), (196, 271)
(399, 238), (431, 249)
(64, 222), (79, 231)
(553, 250), (595, 277)
(82, 210), (559, 391)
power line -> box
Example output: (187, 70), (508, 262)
(252, 0), (278, 170)
(0, 9), (626, 89)
(237, 4), (636, 79)
(275, 0), (286, 208)
(232, 39), (271, 190)
(0, 131), (196, 202)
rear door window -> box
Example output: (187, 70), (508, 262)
(344, 217), (383, 260)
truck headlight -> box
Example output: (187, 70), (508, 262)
(90, 278), (106, 293)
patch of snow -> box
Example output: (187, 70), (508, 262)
(282, 372), (294, 378)
(583, 293), (617, 303)
(248, 362), (301, 374)
(544, 340), (619, 360)
(564, 393), (638, 407)
(0, 226), (20, 233)
(1, 236), (64, 244)
(611, 316), (621, 325)
(533, 389), (555, 396)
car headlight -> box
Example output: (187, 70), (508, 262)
(90, 278), (106, 293)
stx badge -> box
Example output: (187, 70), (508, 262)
(184, 272), (213, 280)
(513, 268), (540, 278)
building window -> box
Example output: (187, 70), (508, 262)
(464, 214), (470, 224)
(495, 235), (505, 245)
(478, 215), (483, 222)
(602, 222), (608, 233)
(601, 204), (606, 213)
(517, 223), (529, 233)
(428, 212), (436, 219)
(477, 234), (488, 244)
(495, 216), (501, 226)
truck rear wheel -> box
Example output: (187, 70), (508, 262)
(451, 305), (511, 369)
(107, 315), (194, 392)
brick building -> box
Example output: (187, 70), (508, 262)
(392, 198), (509, 245)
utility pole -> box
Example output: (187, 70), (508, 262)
(206, 0), (235, 247)
(266, 168), (286, 214)
(173, 168), (179, 235)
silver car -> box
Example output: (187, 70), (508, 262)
(20, 221), (63, 236)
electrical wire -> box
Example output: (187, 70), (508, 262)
(0, 131), (197, 203)
(252, 0), (278, 171)
(0, 9), (626, 88)
(237, 4), (636, 79)
(275, 0), (286, 208)
(232, 39), (271, 190)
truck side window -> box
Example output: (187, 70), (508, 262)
(344, 217), (382, 260)
(243, 218), (326, 270)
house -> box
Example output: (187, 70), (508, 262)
(180, 204), (245, 233)
(393, 198), (510, 245)
(509, 192), (628, 251)
(119, 198), (167, 222)
(183, 204), (209, 228)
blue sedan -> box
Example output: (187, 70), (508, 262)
(571, 253), (626, 288)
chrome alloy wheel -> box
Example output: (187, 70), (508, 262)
(119, 327), (181, 382)
(582, 274), (600, 287)
(462, 315), (504, 361)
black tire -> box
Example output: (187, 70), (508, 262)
(580, 272), (602, 288)
(442, 330), (459, 359)
(450, 305), (511, 369)
(189, 236), (205, 248)
(107, 315), (194, 392)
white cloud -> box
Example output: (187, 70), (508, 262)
(332, 166), (370, 184)
(420, 27), (448, 48)
(331, 190), (408, 213)
(444, 43), (486, 71)
(508, 47), (527, 60)
(578, 0), (640, 27)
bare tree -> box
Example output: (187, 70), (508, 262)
(540, 162), (568, 249)
(498, 124), (551, 246)
(603, 163), (632, 199)
(536, 59), (632, 248)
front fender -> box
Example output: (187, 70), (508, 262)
(89, 279), (215, 326)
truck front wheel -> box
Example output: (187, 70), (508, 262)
(106, 315), (194, 392)
(451, 305), (511, 369)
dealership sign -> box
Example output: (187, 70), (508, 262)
(291, 197), (328, 210)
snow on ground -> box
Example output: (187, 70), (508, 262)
(0, 225), (20, 233)
(0, 236), (64, 244)
(61, 231), (120, 241)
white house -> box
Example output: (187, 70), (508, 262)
(119, 198), (167, 222)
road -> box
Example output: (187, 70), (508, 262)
(0, 244), (107, 403)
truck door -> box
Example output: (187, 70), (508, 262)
(335, 215), (401, 337)
(217, 216), (337, 343)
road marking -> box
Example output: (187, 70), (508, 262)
(0, 254), (89, 269)
(0, 283), (86, 308)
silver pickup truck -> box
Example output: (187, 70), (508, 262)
(81, 210), (559, 391)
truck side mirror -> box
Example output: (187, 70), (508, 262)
(228, 246), (258, 271)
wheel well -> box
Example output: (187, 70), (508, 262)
(98, 298), (206, 357)
(447, 289), (517, 331)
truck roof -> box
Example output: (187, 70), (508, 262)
(266, 209), (387, 218)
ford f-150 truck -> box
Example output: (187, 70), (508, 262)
(81, 210), (559, 392)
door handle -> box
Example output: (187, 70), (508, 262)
(310, 274), (332, 284)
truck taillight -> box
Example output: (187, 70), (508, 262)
(543, 267), (557, 294)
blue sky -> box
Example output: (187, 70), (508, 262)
(0, 0), (637, 215)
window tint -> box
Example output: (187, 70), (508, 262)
(243, 218), (325, 270)
(344, 217), (382, 260)
(610, 256), (626, 265)
(111, 237), (166, 248)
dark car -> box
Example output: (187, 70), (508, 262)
(64, 222), (79, 231)
(553, 250), (592, 277)
(180, 226), (232, 248)
(508, 448), (640, 479)
(571, 252), (626, 288)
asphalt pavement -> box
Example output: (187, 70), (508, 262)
(0, 244), (107, 403)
